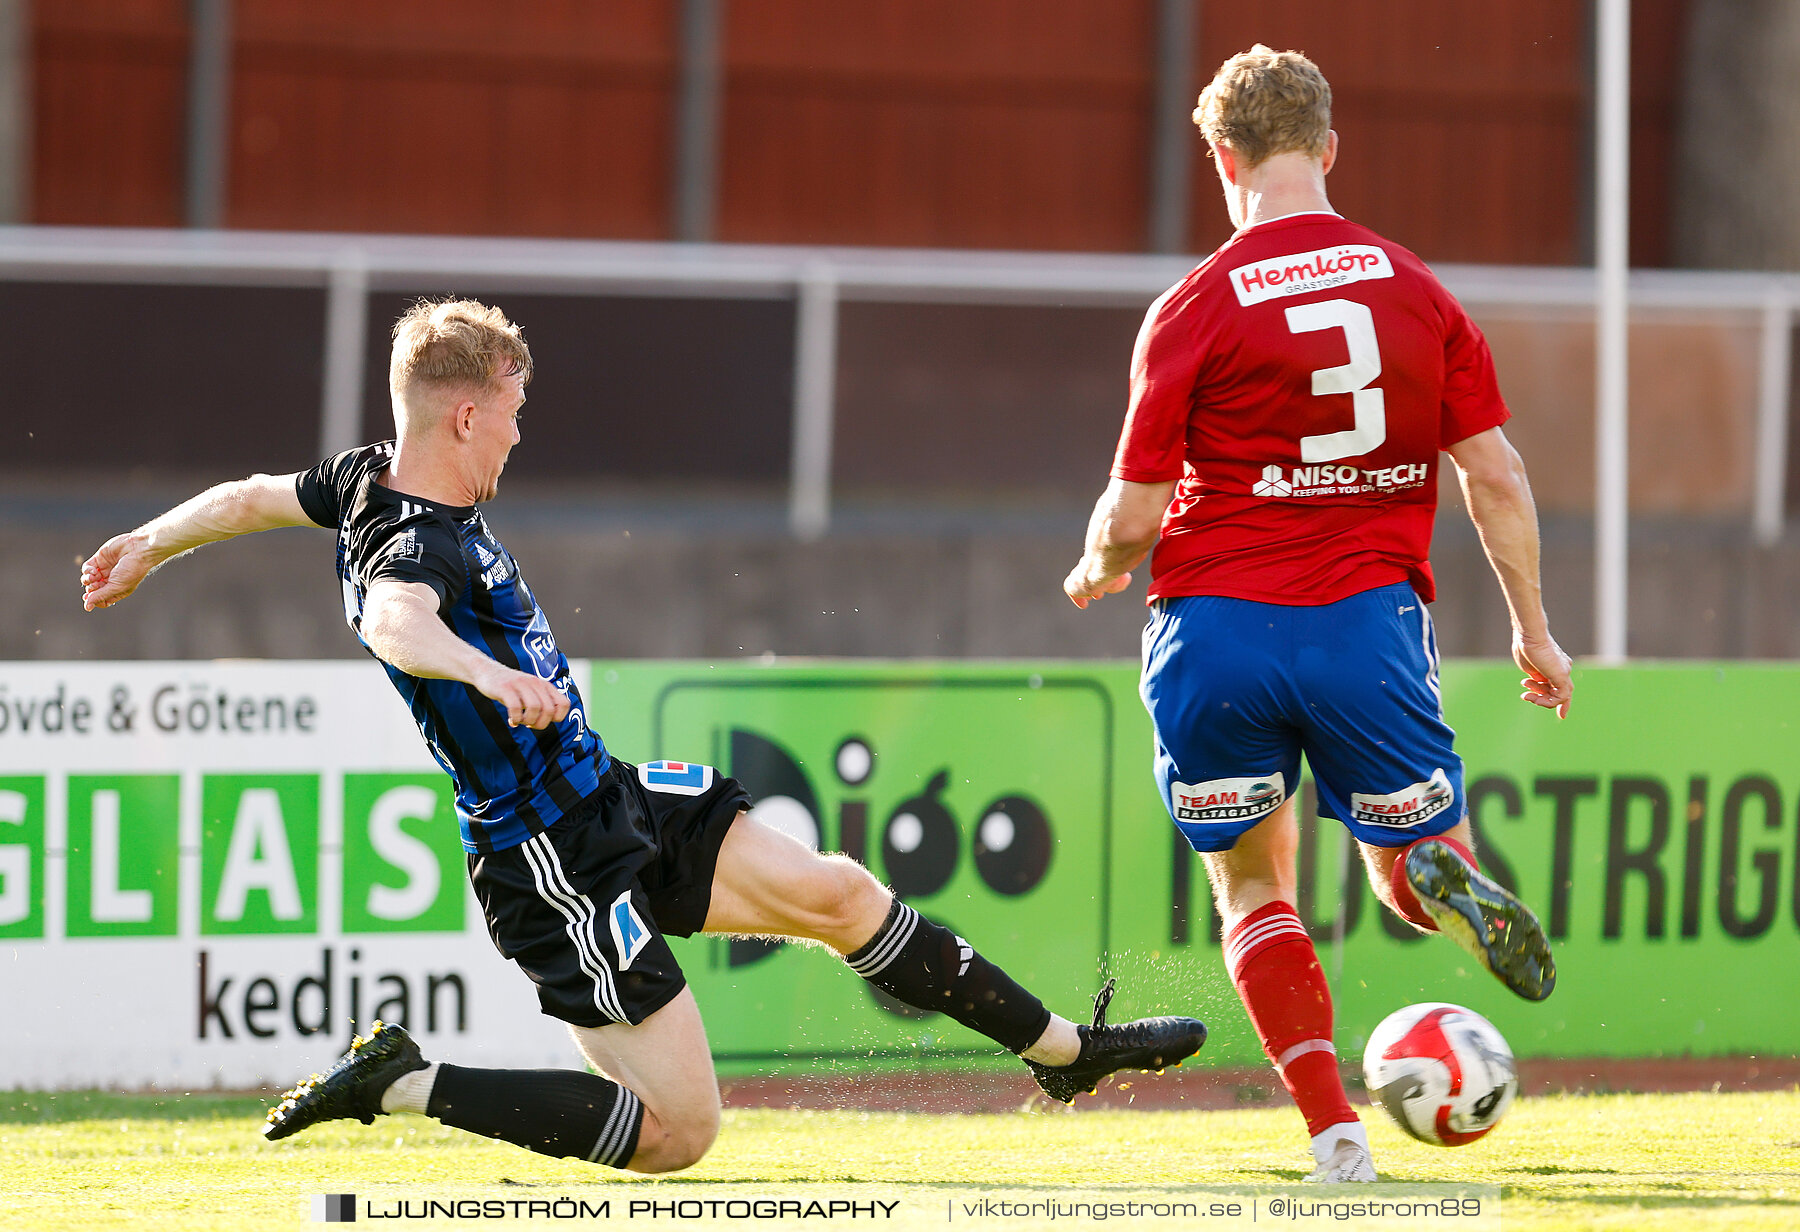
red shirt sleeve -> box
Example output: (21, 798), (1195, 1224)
(1437, 290), (1511, 447)
(1112, 283), (1203, 482)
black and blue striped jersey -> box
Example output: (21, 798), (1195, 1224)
(296, 442), (610, 853)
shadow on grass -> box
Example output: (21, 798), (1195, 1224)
(1507, 1189), (1800, 1211)
(0, 1091), (269, 1125)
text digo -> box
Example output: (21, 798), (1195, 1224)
(644, 670), (1110, 1052)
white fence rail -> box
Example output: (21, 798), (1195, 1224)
(2, 223), (1796, 584)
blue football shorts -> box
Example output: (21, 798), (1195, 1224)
(1140, 581), (1465, 853)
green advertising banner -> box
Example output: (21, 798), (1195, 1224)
(201, 774), (320, 936)
(65, 774), (181, 939)
(0, 775), (45, 940)
(0, 661), (581, 1092)
(589, 660), (1800, 1074)
(342, 774), (466, 935)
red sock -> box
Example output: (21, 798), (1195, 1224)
(1388, 835), (1479, 929)
(1223, 901), (1355, 1138)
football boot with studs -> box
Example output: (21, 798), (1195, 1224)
(264, 1020), (428, 1141)
(1405, 838), (1556, 1001)
(1025, 978), (1207, 1103)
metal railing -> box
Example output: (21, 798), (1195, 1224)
(1, 223), (1794, 553)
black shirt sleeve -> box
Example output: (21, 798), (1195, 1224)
(295, 447), (369, 529)
(364, 520), (468, 612)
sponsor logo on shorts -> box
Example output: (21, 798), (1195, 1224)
(1230, 244), (1395, 307)
(638, 760), (714, 796)
(1350, 767), (1455, 827)
(609, 892), (652, 971)
(1170, 773), (1286, 824)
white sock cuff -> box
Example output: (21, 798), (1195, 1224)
(1222, 906), (1310, 982)
(845, 902), (921, 977)
(380, 1061), (440, 1115)
(1309, 1119), (1368, 1166)
(1276, 1037), (1337, 1070)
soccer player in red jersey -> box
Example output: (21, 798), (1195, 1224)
(1063, 46), (1572, 1183)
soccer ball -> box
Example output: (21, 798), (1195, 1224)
(1362, 1003), (1517, 1146)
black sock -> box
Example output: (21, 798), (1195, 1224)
(426, 1065), (643, 1167)
(844, 899), (1052, 1054)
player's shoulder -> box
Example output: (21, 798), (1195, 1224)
(1142, 247), (1233, 331)
(346, 476), (472, 560)
(297, 440), (399, 529)
(1324, 219), (1454, 295)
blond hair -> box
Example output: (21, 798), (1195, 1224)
(1193, 44), (1331, 169)
(388, 298), (533, 406)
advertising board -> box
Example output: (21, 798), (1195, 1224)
(0, 663), (573, 1089)
(4, 658), (1795, 1087)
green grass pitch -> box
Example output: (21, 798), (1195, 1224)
(3, 1089), (1796, 1230)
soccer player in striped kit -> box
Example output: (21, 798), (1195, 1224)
(1064, 47), (1571, 1182)
(80, 299), (1205, 1172)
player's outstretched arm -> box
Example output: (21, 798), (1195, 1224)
(1063, 477), (1174, 608)
(362, 580), (570, 730)
(81, 473), (316, 611)
(1445, 427), (1572, 718)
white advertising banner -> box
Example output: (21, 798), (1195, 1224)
(0, 661), (580, 1089)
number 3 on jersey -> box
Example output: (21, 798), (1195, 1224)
(1286, 298), (1386, 463)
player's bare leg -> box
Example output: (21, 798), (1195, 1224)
(1358, 819), (1556, 1001)
(1204, 798), (1374, 1182)
(703, 814), (1205, 1100)
(567, 989), (721, 1172)
(1200, 795), (1300, 926)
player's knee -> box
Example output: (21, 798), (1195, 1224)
(627, 1105), (720, 1174)
(774, 850), (885, 951)
(805, 855), (887, 940)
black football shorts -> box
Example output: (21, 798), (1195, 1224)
(468, 757), (751, 1028)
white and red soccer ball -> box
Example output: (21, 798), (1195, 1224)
(1362, 1003), (1518, 1146)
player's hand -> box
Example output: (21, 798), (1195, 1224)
(1513, 631), (1572, 719)
(1063, 561), (1133, 609)
(473, 663), (571, 729)
(80, 533), (157, 611)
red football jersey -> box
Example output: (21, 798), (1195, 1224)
(1112, 212), (1509, 605)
